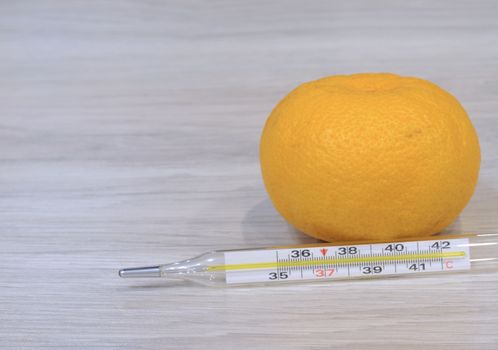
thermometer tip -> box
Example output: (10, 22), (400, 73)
(119, 265), (161, 278)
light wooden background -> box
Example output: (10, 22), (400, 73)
(1, 1), (497, 349)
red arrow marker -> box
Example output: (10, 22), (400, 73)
(320, 248), (328, 256)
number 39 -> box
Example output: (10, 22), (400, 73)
(362, 266), (382, 274)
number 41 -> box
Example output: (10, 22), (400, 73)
(409, 263), (426, 271)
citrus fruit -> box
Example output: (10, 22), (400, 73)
(260, 73), (480, 242)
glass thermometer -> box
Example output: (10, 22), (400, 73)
(119, 233), (498, 287)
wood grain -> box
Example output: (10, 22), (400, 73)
(1, 1), (497, 349)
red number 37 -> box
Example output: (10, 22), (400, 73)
(314, 268), (335, 277)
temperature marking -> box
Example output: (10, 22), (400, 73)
(212, 251), (464, 271)
(220, 238), (471, 284)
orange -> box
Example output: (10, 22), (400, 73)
(260, 73), (480, 242)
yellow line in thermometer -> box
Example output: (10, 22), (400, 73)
(208, 251), (466, 272)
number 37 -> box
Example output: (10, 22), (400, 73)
(314, 268), (335, 277)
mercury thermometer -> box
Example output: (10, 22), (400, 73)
(119, 233), (498, 287)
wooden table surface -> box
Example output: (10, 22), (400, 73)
(1, 1), (497, 349)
